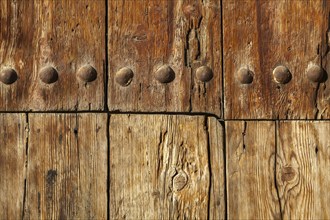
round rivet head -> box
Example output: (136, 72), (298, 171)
(196, 66), (213, 82)
(115, 67), (134, 87)
(0, 68), (18, 84)
(77, 65), (97, 82)
(237, 67), (253, 84)
(273, 65), (292, 84)
(39, 66), (58, 84)
(306, 64), (324, 83)
(155, 65), (175, 83)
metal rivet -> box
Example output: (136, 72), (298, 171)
(39, 66), (58, 84)
(77, 65), (97, 82)
(196, 66), (213, 82)
(273, 65), (291, 84)
(0, 68), (18, 84)
(306, 64), (324, 83)
(115, 67), (134, 87)
(155, 65), (175, 83)
(237, 67), (253, 84)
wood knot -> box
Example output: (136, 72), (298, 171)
(183, 4), (200, 18)
(173, 172), (188, 191)
(281, 166), (296, 182)
(46, 169), (57, 185)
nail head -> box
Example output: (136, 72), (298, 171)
(273, 65), (291, 84)
(196, 66), (213, 82)
(237, 67), (253, 84)
(0, 68), (18, 84)
(155, 65), (175, 83)
(115, 67), (134, 87)
(306, 64), (324, 83)
(39, 66), (58, 84)
(77, 65), (97, 82)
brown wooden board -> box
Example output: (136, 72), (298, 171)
(0, 114), (27, 219)
(108, 0), (222, 117)
(109, 115), (225, 219)
(0, 0), (105, 111)
(226, 121), (281, 219)
(24, 114), (107, 219)
(223, 0), (330, 119)
(277, 121), (330, 219)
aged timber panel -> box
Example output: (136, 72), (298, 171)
(24, 114), (107, 219)
(110, 115), (225, 219)
(277, 121), (330, 219)
(226, 121), (281, 219)
(0, 1), (104, 111)
(0, 114), (27, 219)
(108, 0), (222, 116)
(224, 0), (330, 119)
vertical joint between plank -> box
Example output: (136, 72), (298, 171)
(104, 0), (109, 112)
(220, 120), (228, 220)
(220, 0), (225, 119)
(106, 113), (111, 220)
(22, 113), (29, 220)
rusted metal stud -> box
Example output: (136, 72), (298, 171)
(155, 65), (175, 83)
(306, 64), (324, 83)
(77, 65), (97, 82)
(237, 67), (253, 84)
(115, 67), (134, 87)
(39, 66), (58, 84)
(196, 66), (213, 82)
(0, 68), (18, 84)
(273, 65), (291, 84)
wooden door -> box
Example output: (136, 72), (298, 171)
(1, 1), (330, 220)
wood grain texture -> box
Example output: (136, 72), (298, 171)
(0, 0), (105, 111)
(24, 113), (107, 219)
(108, 0), (222, 116)
(277, 121), (330, 219)
(224, 0), (330, 119)
(0, 114), (27, 219)
(226, 121), (281, 219)
(110, 115), (225, 219)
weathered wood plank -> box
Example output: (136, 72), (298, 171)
(0, 114), (27, 219)
(0, 0), (105, 110)
(223, 0), (330, 119)
(108, 0), (222, 116)
(109, 115), (225, 219)
(24, 114), (107, 219)
(277, 121), (330, 219)
(226, 121), (281, 219)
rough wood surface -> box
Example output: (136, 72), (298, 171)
(109, 115), (225, 219)
(24, 113), (107, 219)
(277, 121), (330, 219)
(0, 114), (27, 219)
(0, 0), (105, 111)
(224, 0), (330, 119)
(108, 0), (222, 116)
(226, 121), (281, 219)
